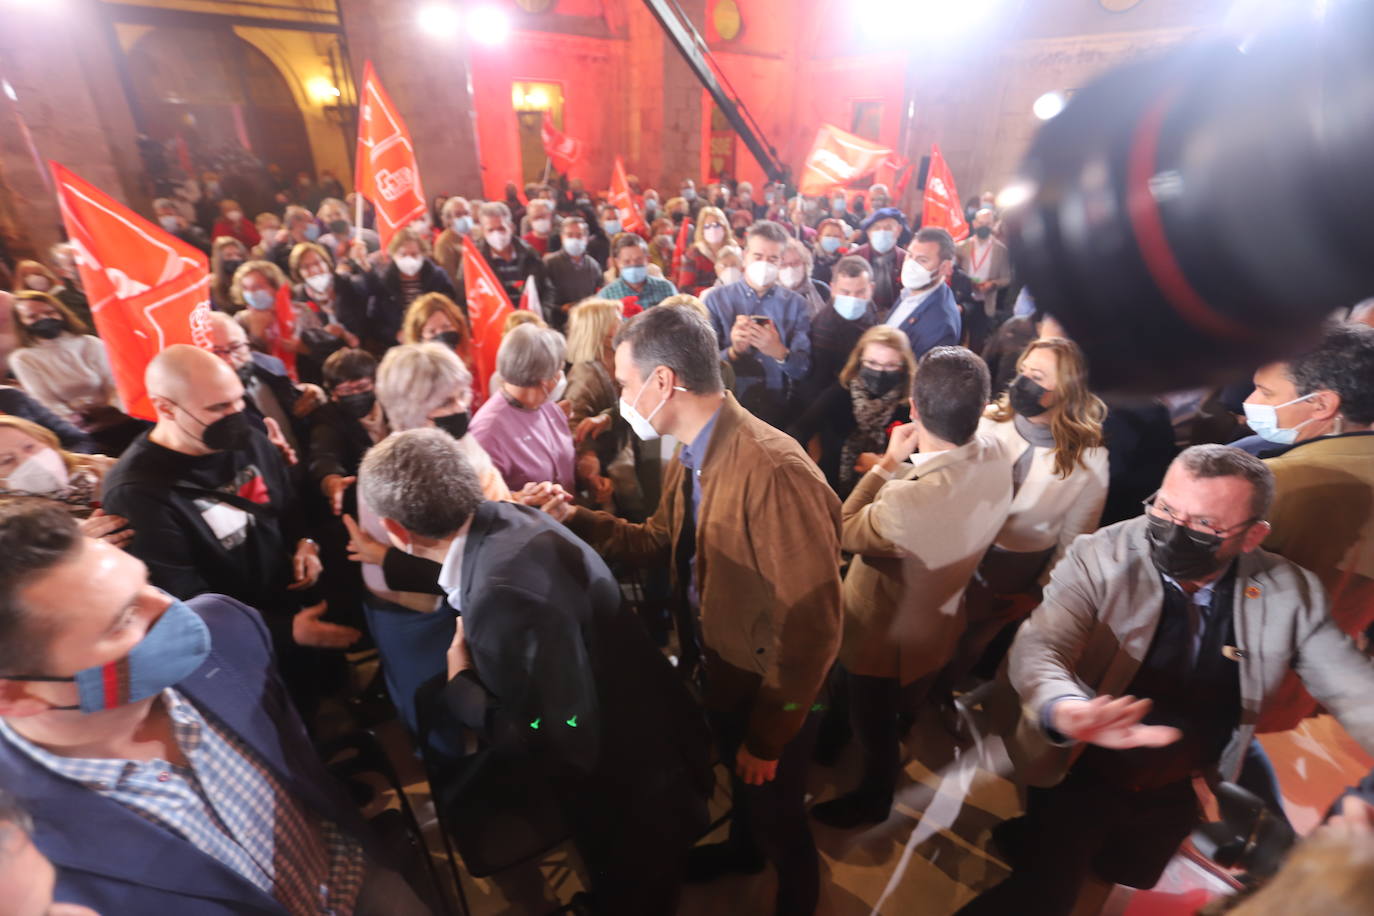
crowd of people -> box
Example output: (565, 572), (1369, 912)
(1, 165), (1373, 916)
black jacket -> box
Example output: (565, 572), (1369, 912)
(0, 386), (95, 453)
(307, 401), (373, 489)
(383, 501), (712, 876)
(788, 382), (910, 498)
(366, 260), (457, 348)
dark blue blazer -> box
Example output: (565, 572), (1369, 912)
(0, 595), (371, 915)
(889, 281), (962, 359)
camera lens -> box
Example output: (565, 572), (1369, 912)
(1003, 6), (1374, 392)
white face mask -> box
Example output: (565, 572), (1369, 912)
(562, 237), (588, 257)
(869, 229), (897, 254)
(718, 266), (743, 286)
(745, 259), (779, 289)
(532, 217), (553, 235)
(703, 225), (726, 244)
(620, 376), (686, 441)
(158, 214), (181, 233)
(902, 258), (934, 290)
(304, 273), (333, 295)
(779, 266), (805, 289)
(486, 229), (511, 250)
(227, 210), (243, 222)
(1242, 393), (1317, 445)
(394, 255), (424, 277)
(6, 447), (70, 495)
(549, 371), (568, 403)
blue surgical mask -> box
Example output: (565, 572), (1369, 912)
(1242, 394), (1317, 445)
(7, 597), (211, 713)
(304, 223), (321, 242)
(603, 219), (622, 236)
(244, 289), (276, 311)
(451, 215), (473, 236)
(621, 265), (648, 285)
(833, 295), (869, 321)
(869, 229), (897, 254)
(820, 236), (843, 254)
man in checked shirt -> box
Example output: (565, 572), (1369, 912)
(0, 499), (429, 915)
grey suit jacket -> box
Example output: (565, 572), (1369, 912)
(1001, 515), (1374, 788)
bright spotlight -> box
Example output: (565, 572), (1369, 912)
(995, 180), (1036, 211)
(857, 0), (1000, 44)
(1, 79), (16, 103)
(417, 4), (461, 39)
(469, 6), (511, 45)
(1032, 91), (1066, 121)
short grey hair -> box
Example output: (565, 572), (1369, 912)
(359, 429), (482, 539)
(1173, 444), (1276, 519)
(613, 305), (723, 394)
(283, 205), (312, 227)
(376, 343), (472, 432)
(914, 227), (957, 264)
(478, 201), (512, 226)
(440, 196), (470, 222)
(496, 324), (565, 387)
(152, 197), (177, 213)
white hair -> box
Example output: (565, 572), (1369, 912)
(375, 343), (472, 432)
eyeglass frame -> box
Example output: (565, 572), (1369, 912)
(1142, 491), (1262, 544)
(207, 341), (252, 359)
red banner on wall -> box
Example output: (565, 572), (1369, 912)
(51, 162), (212, 420)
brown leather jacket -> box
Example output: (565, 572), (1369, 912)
(568, 393), (843, 760)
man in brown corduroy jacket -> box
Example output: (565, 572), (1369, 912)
(536, 304), (842, 916)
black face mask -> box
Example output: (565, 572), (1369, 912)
(433, 411), (469, 440)
(235, 362), (256, 386)
(220, 258), (244, 279)
(1009, 375), (1050, 418)
(974, 225), (993, 240)
(859, 367), (904, 397)
(1146, 513), (1233, 581)
(327, 219), (350, 237)
(337, 391), (376, 419)
(28, 318), (65, 339)
(198, 410), (253, 452)
(433, 330), (463, 350)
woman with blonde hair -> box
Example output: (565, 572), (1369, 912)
(675, 205), (736, 295)
(945, 336), (1109, 687)
(0, 414), (130, 545)
(210, 236), (250, 312)
(10, 259), (92, 331)
(399, 292), (476, 386)
(230, 259), (324, 375)
(563, 299), (631, 511)
(788, 325), (915, 497)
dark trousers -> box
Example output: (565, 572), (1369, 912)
(712, 709), (822, 916)
(848, 672), (901, 806)
(955, 772), (1197, 916)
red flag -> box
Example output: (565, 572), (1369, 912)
(51, 162), (212, 421)
(540, 112), (583, 176)
(670, 216), (692, 278)
(462, 236), (513, 401)
(270, 283), (299, 381)
(797, 124), (893, 196)
(519, 275), (541, 314)
(921, 143), (969, 242)
(609, 157), (648, 236)
(355, 61), (427, 250)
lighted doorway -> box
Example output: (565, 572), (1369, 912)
(512, 81), (565, 184)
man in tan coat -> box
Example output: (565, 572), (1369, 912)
(535, 305), (842, 916)
(812, 346), (1013, 829)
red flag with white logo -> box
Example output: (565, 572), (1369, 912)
(270, 283), (299, 381)
(796, 124), (893, 197)
(541, 112), (583, 176)
(921, 143), (969, 242)
(51, 162), (213, 420)
(609, 156), (648, 236)
(355, 61), (427, 250)
(462, 235), (514, 401)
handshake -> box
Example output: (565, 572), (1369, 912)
(512, 481), (576, 522)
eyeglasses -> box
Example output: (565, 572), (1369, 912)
(1143, 493), (1259, 544)
(208, 342), (251, 358)
(332, 380), (374, 397)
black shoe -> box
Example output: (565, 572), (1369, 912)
(810, 792), (890, 829)
(685, 842), (766, 883)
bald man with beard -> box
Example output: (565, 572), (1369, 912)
(101, 345), (359, 713)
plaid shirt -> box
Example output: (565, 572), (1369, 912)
(595, 275), (679, 309)
(0, 690), (365, 915)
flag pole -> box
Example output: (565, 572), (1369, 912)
(354, 193), (364, 234)
(542, 156), (552, 185)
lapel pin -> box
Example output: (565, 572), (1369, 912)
(1244, 585), (1261, 599)
(1223, 645), (1246, 662)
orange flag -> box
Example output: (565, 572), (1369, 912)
(462, 235), (513, 401)
(541, 112), (583, 176)
(609, 156), (648, 236)
(797, 124), (894, 196)
(921, 143), (969, 242)
(355, 61), (427, 250)
(670, 215), (692, 278)
(270, 283), (299, 381)
(51, 162), (212, 420)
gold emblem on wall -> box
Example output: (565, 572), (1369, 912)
(713, 0), (742, 41)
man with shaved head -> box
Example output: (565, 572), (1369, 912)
(101, 345), (359, 714)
